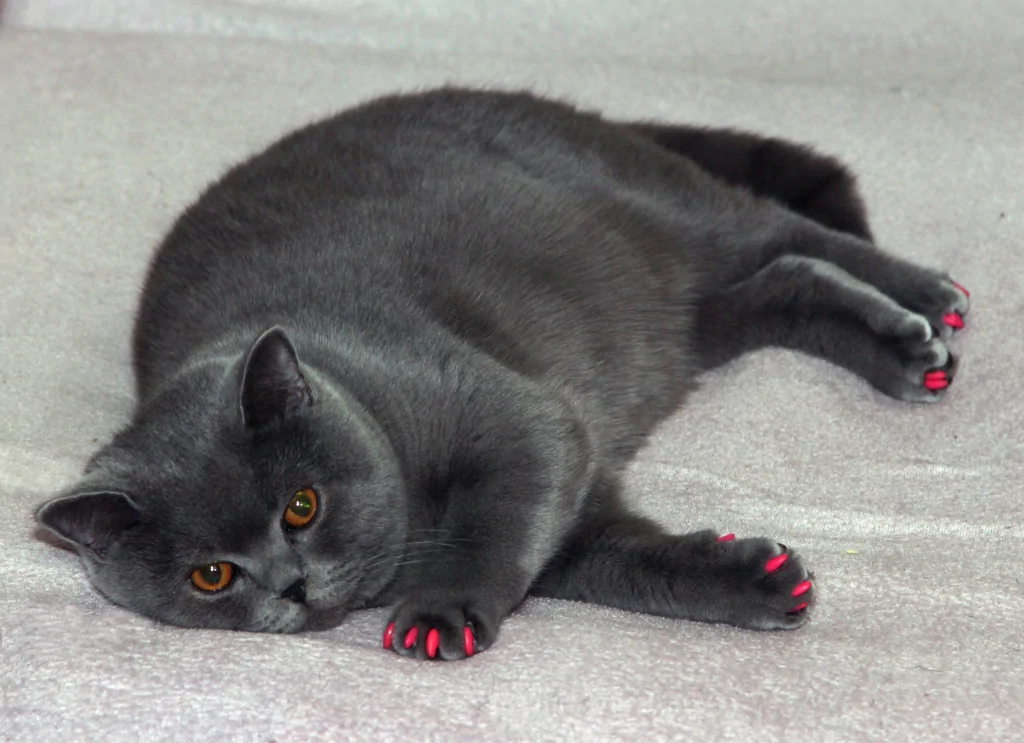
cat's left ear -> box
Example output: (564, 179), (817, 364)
(240, 325), (313, 430)
(35, 490), (141, 558)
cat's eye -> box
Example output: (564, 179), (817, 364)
(284, 487), (318, 528)
(190, 562), (234, 592)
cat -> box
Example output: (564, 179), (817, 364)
(35, 87), (969, 660)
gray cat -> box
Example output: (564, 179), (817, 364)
(35, 88), (969, 660)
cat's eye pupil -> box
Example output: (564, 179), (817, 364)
(200, 564), (221, 582)
(290, 494), (312, 517)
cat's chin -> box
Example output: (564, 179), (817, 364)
(241, 603), (311, 633)
(298, 595), (358, 632)
(257, 615), (309, 634)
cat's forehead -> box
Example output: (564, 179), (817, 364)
(95, 387), (328, 541)
(138, 462), (288, 558)
(100, 420), (278, 510)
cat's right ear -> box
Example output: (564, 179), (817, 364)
(239, 326), (313, 430)
(35, 490), (141, 558)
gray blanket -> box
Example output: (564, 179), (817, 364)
(1, 2), (1021, 741)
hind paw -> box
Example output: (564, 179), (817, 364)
(889, 335), (958, 403)
(915, 277), (970, 340)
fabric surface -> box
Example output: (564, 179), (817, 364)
(1, 2), (1022, 741)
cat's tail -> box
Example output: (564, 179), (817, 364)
(624, 121), (874, 243)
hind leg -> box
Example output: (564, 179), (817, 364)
(625, 120), (970, 337)
(694, 254), (963, 402)
(756, 224), (970, 342)
(531, 481), (813, 630)
(626, 122), (874, 241)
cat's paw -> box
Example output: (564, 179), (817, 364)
(706, 534), (814, 630)
(382, 598), (496, 660)
(888, 335), (958, 404)
(900, 276), (970, 341)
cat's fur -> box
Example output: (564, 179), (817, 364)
(36, 88), (968, 660)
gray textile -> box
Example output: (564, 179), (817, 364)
(1, 2), (1021, 741)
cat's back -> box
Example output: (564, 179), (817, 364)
(131, 88), (706, 393)
(134, 91), (586, 310)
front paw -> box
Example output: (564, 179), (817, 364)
(707, 534), (814, 630)
(382, 597), (498, 661)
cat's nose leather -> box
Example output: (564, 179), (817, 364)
(280, 578), (307, 604)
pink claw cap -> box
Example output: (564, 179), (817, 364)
(791, 580), (812, 597)
(383, 622), (395, 650)
(404, 627), (419, 649)
(426, 628), (440, 659)
(790, 601), (809, 613)
(717, 533), (736, 542)
(925, 378), (950, 391)
(464, 626), (475, 657)
(765, 553), (789, 573)
(943, 313), (964, 329)
(953, 281), (970, 298)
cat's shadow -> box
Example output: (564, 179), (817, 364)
(32, 522), (78, 554)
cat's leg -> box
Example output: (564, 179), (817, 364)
(760, 221), (970, 339)
(626, 122), (874, 241)
(379, 390), (592, 661)
(531, 488), (813, 630)
(625, 119), (970, 336)
(694, 253), (964, 402)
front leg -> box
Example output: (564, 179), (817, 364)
(381, 387), (591, 661)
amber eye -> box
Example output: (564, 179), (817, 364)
(190, 562), (234, 592)
(284, 487), (318, 528)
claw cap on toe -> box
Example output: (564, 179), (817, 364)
(791, 580), (812, 597)
(426, 628), (440, 659)
(765, 553), (789, 573)
(924, 370), (949, 391)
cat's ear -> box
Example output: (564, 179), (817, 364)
(35, 490), (141, 557)
(240, 326), (313, 430)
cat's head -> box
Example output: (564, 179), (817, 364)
(35, 326), (406, 632)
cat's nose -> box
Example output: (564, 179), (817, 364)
(280, 578), (307, 604)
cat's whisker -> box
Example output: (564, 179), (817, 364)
(384, 557), (457, 571)
(357, 541), (469, 574)
(359, 547), (456, 574)
(405, 529), (474, 541)
(406, 539), (471, 551)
